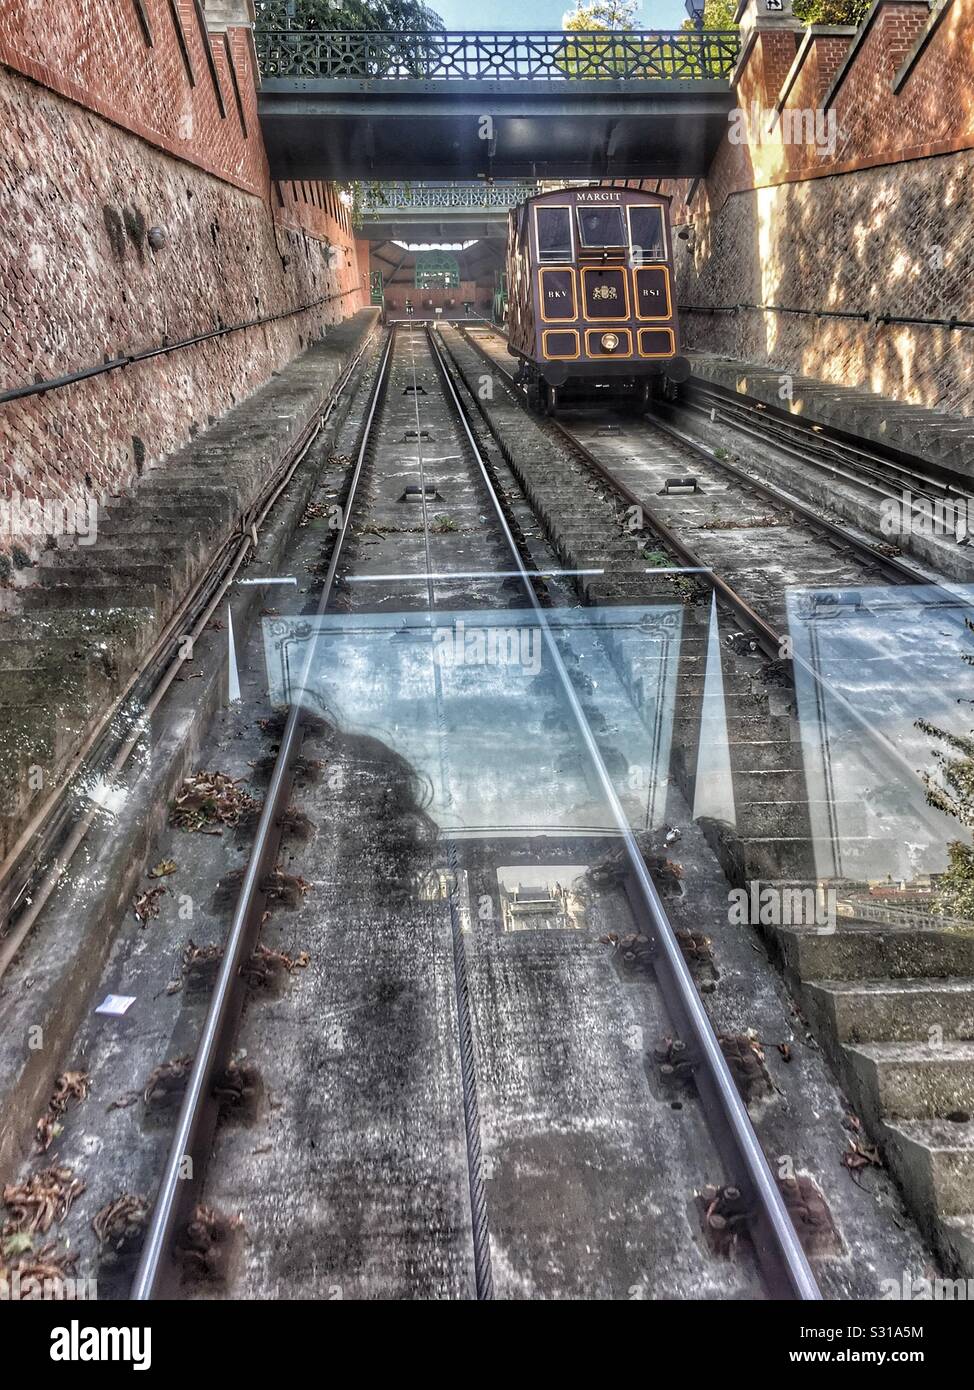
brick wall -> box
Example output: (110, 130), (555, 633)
(382, 280), (492, 315)
(658, 0), (974, 413)
(0, 0), (365, 571)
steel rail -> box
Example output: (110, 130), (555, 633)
(681, 383), (974, 514)
(429, 324), (821, 1301)
(131, 328), (395, 1299)
(452, 326), (954, 890)
(456, 324), (931, 593)
(642, 413), (933, 589)
(547, 400), (963, 816)
(456, 326), (782, 659)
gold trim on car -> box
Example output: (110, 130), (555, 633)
(580, 266), (631, 322)
(637, 327), (676, 358)
(538, 267), (578, 323)
(542, 329), (581, 360)
(633, 266), (672, 322)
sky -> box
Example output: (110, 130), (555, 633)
(430, 1), (693, 31)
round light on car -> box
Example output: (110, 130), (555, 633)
(601, 333), (620, 351)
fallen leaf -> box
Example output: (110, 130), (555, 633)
(842, 1137), (882, 1171)
(133, 886), (165, 926)
(106, 1091), (141, 1113)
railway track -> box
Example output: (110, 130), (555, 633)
(681, 379), (974, 535)
(1, 322), (956, 1300)
(130, 322), (818, 1299)
(446, 323), (974, 1278)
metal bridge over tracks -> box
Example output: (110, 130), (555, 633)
(356, 181), (540, 243)
(254, 29), (741, 181)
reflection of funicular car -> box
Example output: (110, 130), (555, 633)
(505, 186), (690, 412)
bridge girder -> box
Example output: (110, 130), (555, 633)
(356, 213), (511, 243)
(258, 79), (735, 181)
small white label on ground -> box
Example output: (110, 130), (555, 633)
(95, 994), (136, 1016)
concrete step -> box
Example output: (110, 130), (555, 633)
(0, 713), (60, 792)
(735, 799), (821, 838)
(804, 978), (974, 1044)
(780, 924), (974, 983)
(844, 1041), (974, 1120)
(0, 608), (155, 667)
(673, 713), (796, 746)
(732, 767), (813, 800)
(696, 826), (819, 883)
(0, 664), (100, 711)
(36, 563), (179, 595)
(39, 545), (204, 596)
(584, 578), (682, 606)
(730, 738), (807, 772)
(20, 583), (165, 618)
(883, 1118), (974, 1220)
(0, 706), (88, 854)
(42, 535), (205, 565)
(99, 501), (228, 536)
(616, 655), (754, 697)
(941, 1214), (974, 1275)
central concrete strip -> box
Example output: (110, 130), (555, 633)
(199, 851), (478, 1299)
(462, 899), (754, 1299)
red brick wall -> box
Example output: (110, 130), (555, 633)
(0, 0), (365, 572)
(383, 280), (492, 314)
(657, 0), (974, 413)
(679, 0), (974, 215)
(0, 1), (268, 198)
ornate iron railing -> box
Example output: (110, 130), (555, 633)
(254, 30), (741, 82)
(358, 183), (540, 212)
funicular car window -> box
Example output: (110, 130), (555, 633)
(536, 206), (573, 261)
(577, 205), (626, 248)
(628, 205), (666, 261)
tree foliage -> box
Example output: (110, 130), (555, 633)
(561, 0), (650, 76)
(255, 0), (444, 30)
(679, 0), (737, 28)
(793, 0), (871, 23)
(564, 0), (641, 29)
(679, 0), (871, 28)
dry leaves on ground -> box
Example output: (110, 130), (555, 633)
(171, 771), (262, 833)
